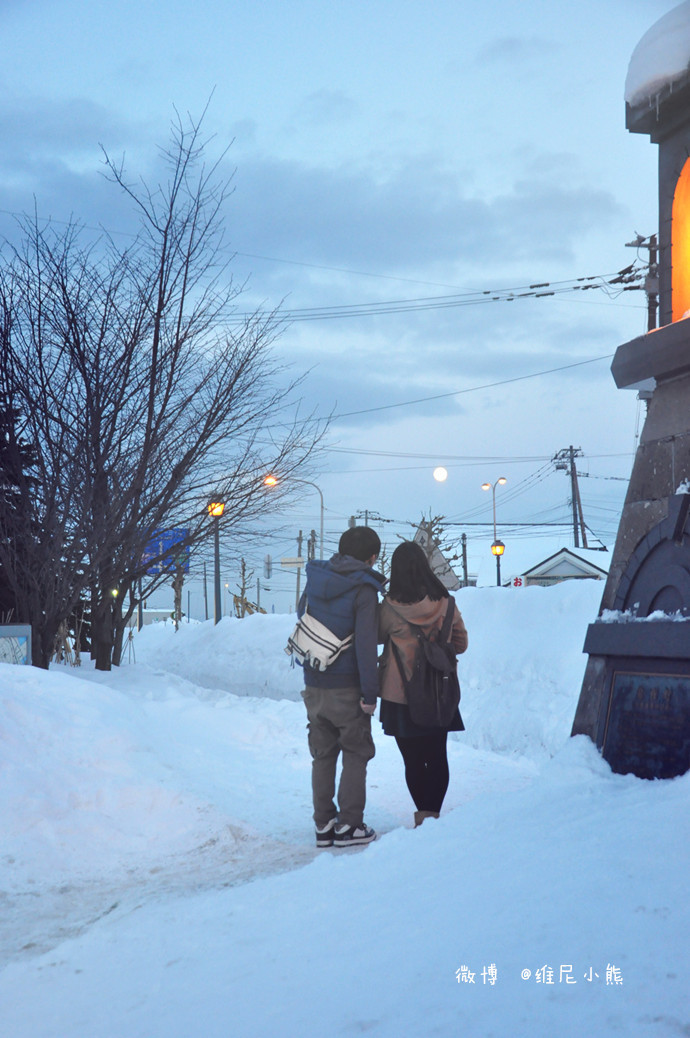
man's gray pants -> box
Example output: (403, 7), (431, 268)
(302, 684), (376, 828)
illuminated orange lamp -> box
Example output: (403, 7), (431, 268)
(672, 157), (690, 322)
(207, 501), (225, 518)
(491, 540), (505, 557)
(263, 475), (278, 487)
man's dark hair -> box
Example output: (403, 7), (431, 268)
(387, 540), (448, 603)
(338, 526), (381, 562)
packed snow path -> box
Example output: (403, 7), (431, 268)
(0, 659), (535, 968)
(2, 584), (688, 1037)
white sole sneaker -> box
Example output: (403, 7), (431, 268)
(333, 823), (376, 847)
(315, 818), (337, 847)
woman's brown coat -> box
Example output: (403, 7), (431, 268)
(378, 594), (468, 704)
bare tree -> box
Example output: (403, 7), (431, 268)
(411, 513), (461, 590)
(0, 109), (325, 668)
(234, 558), (255, 617)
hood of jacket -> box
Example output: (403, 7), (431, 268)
(383, 594), (449, 630)
(305, 554), (386, 603)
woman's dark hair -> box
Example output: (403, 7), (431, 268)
(388, 541), (448, 603)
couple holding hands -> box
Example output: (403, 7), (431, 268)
(297, 526), (468, 848)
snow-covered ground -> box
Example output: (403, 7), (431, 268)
(1, 580), (688, 1037)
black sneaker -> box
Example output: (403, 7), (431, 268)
(333, 823), (377, 847)
(315, 818), (337, 848)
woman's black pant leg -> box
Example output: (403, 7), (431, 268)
(395, 731), (450, 813)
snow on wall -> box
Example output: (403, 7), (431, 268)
(625, 1), (690, 107)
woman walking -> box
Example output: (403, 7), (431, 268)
(378, 541), (468, 826)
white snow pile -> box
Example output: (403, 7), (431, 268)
(599, 608), (690, 624)
(626, 1), (690, 106)
(1, 580), (688, 1038)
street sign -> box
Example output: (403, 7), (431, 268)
(280, 557), (305, 568)
(142, 528), (190, 574)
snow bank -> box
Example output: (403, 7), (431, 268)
(132, 612), (306, 700)
(1, 579), (688, 1038)
(131, 579), (601, 757)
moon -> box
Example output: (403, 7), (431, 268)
(433, 466), (448, 482)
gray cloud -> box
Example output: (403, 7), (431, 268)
(269, 289), (623, 437)
(0, 93), (154, 236)
(294, 89), (359, 127)
(475, 35), (556, 65)
(0, 93), (624, 286)
(0, 96), (632, 445)
(0, 95), (138, 167)
(227, 151), (624, 289)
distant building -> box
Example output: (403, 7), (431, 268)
(128, 608), (174, 629)
(514, 547), (609, 588)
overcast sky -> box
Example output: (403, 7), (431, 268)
(1, 0), (682, 610)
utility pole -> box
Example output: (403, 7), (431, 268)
(626, 233), (658, 332)
(295, 530), (303, 612)
(646, 234), (658, 332)
(553, 446), (588, 548)
(461, 533), (469, 587)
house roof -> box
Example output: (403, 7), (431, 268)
(469, 534), (611, 586)
(522, 547), (610, 579)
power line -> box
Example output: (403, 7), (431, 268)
(0, 206), (647, 320)
(226, 266), (647, 324)
(321, 353), (615, 423)
(323, 446), (551, 462)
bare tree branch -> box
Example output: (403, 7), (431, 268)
(0, 110), (327, 667)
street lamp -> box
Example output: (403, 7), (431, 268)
(263, 475), (325, 560)
(491, 539), (505, 587)
(481, 477), (507, 587)
(208, 500), (225, 624)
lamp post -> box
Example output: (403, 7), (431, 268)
(491, 538), (505, 587)
(207, 500), (225, 624)
(481, 477), (507, 587)
(263, 475), (325, 560)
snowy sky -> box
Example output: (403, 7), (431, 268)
(1, 0), (686, 613)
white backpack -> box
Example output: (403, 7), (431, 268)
(285, 609), (353, 671)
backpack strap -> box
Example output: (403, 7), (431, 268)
(387, 596), (455, 689)
(390, 638), (412, 693)
(438, 597), (455, 644)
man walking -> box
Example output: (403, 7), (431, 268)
(298, 526), (385, 847)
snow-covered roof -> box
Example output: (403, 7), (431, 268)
(625, 2), (690, 107)
(522, 547), (610, 580)
(469, 535), (610, 587)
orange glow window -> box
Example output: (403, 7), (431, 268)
(672, 157), (690, 322)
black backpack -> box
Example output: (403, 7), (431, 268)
(390, 598), (461, 728)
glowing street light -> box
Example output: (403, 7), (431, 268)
(263, 475), (324, 560)
(481, 477), (507, 586)
(207, 500), (225, 624)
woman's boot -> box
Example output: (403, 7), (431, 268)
(414, 810), (440, 827)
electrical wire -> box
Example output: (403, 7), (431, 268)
(0, 205), (647, 320)
(311, 353), (616, 424)
(225, 266), (647, 324)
